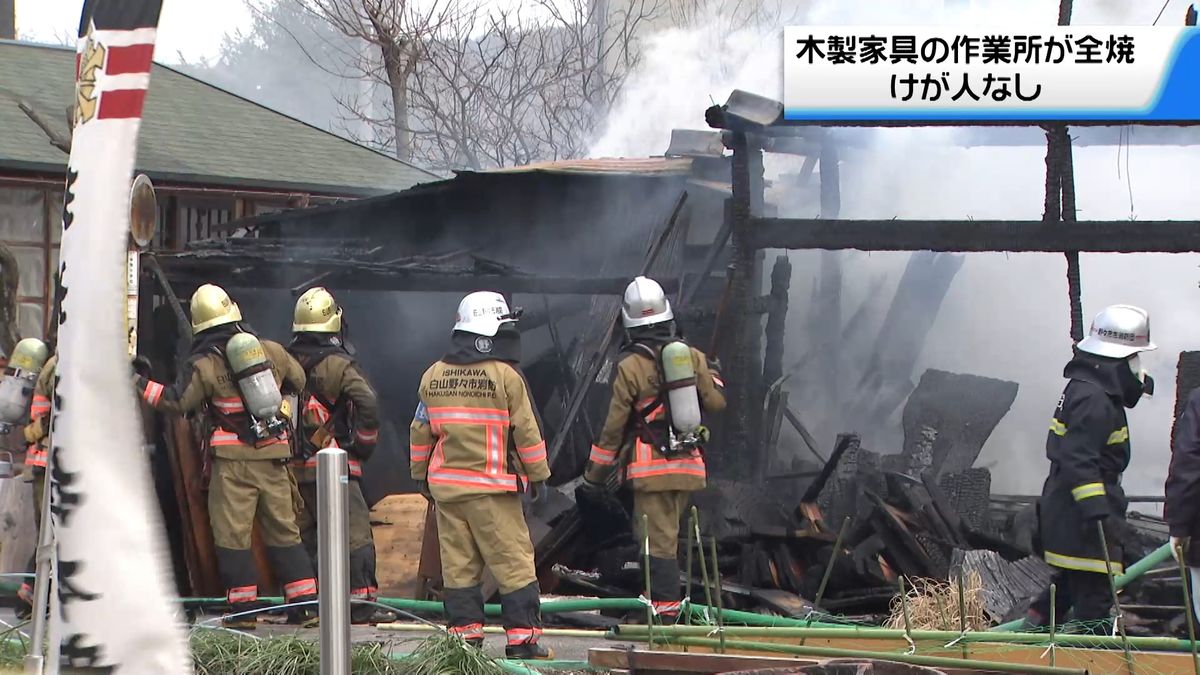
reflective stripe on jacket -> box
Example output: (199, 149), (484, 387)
(584, 344), (725, 492)
(22, 355), (57, 474)
(409, 359), (549, 503)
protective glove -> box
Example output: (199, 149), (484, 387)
(417, 480), (431, 501)
(131, 355), (153, 378)
(529, 481), (547, 504)
(1173, 536), (1189, 562)
(577, 477), (606, 500)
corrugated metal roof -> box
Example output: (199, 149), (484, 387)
(479, 156), (694, 176)
(0, 40), (436, 195)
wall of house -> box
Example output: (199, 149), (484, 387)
(0, 175), (305, 341)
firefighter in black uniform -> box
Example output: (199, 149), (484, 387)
(1166, 356), (1200, 622)
(1027, 304), (1155, 631)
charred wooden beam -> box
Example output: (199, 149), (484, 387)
(748, 218), (1200, 253)
(165, 266), (679, 296)
(762, 255), (791, 387)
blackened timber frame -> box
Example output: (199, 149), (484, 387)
(707, 92), (1200, 470)
(747, 219), (1200, 253)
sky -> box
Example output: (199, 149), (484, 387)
(14, 0), (252, 63)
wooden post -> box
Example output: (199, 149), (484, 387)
(762, 254), (792, 388)
(721, 132), (764, 477)
(761, 255), (792, 478)
(1055, 0), (1084, 343)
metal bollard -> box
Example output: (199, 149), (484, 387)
(318, 448), (351, 675)
(25, 473), (54, 675)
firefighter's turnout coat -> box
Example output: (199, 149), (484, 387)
(584, 342), (726, 491)
(1167, 388), (1200, 566)
(290, 337), (381, 483)
(1038, 354), (1134, 575)
(410, 359), (550, 502)
(22, 354), (56, 475)
(137, 330), (304, 460)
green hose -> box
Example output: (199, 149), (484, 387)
(991, 542), (1173, 632)
(174, 595), (850, 628)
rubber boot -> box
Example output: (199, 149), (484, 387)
(647, 556), (683, 624)
(223, 602), (259, 630)
(501, 581), (552, 660)
(351, 605), (397, 625)
(505, 642), (555, 660)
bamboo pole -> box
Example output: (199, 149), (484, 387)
(957, 573), (968, 660)
(992, 543), (1172, 631)
(683, 511), (694, 653)
(709, 536), (725, 653)
(1050, 583), (1058, 668)
(1097, 521), (1134, 674)
(642, 514), (655, 648)
(683, 512), (694, 630)
(899, 576), (914, 653)
(801, 515), (850, 647)
(615, 635), (1088, 675)
(692, 506), (715, 626)
(379, 624), (605, 638)
(612, 624), (1200, 652)
(1175, 544), (1200, 675)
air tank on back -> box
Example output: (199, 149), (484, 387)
(226, 332), (286, 440)
(0, 338), (50, 434)
(660, 340), (702, 434)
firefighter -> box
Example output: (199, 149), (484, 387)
(409, 291), (553, 660)
(16, 346), (54, 620)
(1166, 357), (1200, 622)
(580, 276), (726, 622)
(135, 283), (317, 628)
(288, 287), (394, 624)
(1027, 304), (1155, 631)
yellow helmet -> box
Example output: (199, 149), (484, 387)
(190, 283), (242, 334)
(293, 287), (342, 333)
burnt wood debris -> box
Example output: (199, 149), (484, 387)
(127, 87), (1200, 637)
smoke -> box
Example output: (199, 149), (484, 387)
(590, 0), (1200, 499)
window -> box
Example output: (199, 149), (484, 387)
(0, 185), (55, 339)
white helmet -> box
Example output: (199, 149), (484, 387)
(1077, 304), (1157, 359)
(621, 276), (673, 329)
(454, 291), (519, 337)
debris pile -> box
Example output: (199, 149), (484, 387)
(531, 364), (1186, 638)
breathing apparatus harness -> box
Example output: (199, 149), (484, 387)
(194, 332), (288, 450)
(291, 344), (359, 461)
(626, 340), (709, 459)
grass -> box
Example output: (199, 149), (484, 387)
(0, 622), (28, 671)
(886, 572), (989, 632)
(402, 632), (511, 675)
(0, 622), (540, 674)
(190, 630), (514, 675)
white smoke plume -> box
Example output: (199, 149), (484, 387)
(591, 0), (1200, 500)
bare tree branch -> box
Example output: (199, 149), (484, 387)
(305, 0), (661, 170)
(0, 87), (72, 154)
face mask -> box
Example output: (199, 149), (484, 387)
(1128, 354), (1154, 397)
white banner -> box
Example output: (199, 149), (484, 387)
(783, 26), (1200, 120)
(47, 1), (191, 672)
